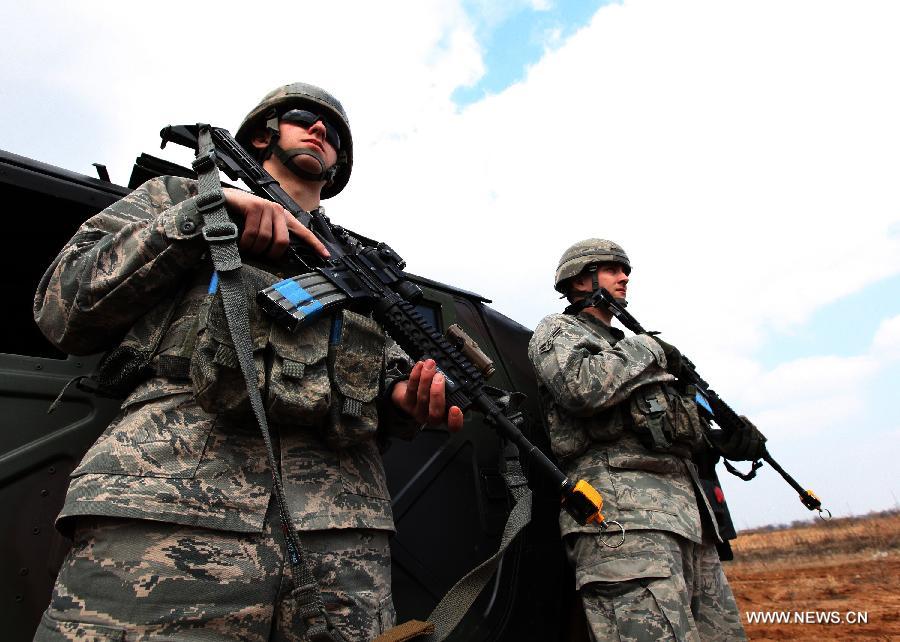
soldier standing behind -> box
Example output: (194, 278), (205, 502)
(32, 83), (462, 641)
(528, 239), (747, 641)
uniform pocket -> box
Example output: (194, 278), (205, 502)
(190, 290), (268, 419)
(36, 611), (125, 641)
(340, 440), (390, 500)
(606, 450), (687, 515)
(266, 318), (332, 426)
(72, 392), (213, 479)
(546, 404), (591, 462)
(320, 310), (385, 449)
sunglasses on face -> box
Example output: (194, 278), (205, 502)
(280, 109), (341, 150)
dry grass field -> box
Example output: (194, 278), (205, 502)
(725, 511), (900, 640)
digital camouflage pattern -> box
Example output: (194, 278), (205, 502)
(567, 530), (745, 641)
(34, 501), (395, 641)
(32, 175), (414, 637)
(34, 174), (411, 533)
(528, 311), (718, 540)
(529, 309), (745, 640)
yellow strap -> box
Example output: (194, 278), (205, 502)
(372, 619), (435, 642)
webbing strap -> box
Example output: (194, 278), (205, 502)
(374, 448), (532, 642)
(193, 126), (338, 642)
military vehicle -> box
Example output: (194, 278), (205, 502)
(0, 147), (583, 640)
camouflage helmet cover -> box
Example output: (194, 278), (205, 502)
(235, 82), (353, 199)
(554, 238), (631, 293)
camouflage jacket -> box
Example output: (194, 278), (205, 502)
(528, 311), (719, 542)
(34, 176), (415, 534)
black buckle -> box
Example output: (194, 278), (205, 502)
(192, 151), (217, 174)
(202, 221), (239, 244)
(196, 189), (226, 213)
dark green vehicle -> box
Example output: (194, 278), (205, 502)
(0, 148), (581, 640)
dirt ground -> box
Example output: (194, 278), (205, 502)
(725, 511), (899, 641)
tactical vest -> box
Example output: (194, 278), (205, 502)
(94, 261), (386, 449)
(560, 314), (707, 458)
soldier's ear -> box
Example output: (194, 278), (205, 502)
(250, 129), (271, 150)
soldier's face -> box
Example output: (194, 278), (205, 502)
(278, 119), (339, 172)
(572, 263), (629, 299)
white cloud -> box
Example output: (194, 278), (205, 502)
(2, 0), (899, 525)
(872, 314), (900, 361)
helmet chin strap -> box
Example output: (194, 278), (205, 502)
(564, 266), (627, 315)
(272, 145), (337, 183)
(263, 112), (337, 184)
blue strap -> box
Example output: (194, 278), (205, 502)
(272, 278), (325, 316)
(208, 271), (219, 294)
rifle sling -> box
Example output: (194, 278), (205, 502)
(375, 443), (533, 642)
(194, 126), (339, 642)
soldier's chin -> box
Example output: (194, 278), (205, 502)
(614, 296), (628, 307)
(294, 153), (326, 174)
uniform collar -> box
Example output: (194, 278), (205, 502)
(575, 309), (625, 342)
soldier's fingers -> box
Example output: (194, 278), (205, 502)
(416, 361), (436, 415)
(446, 407), (464, 432)
(286, 217), (330, 259)
(238, 203), (261, 253)
(427, 373), (446, 424)
(250, 205), (275, 255)
(404, 362), (424, 410)
(267, 205), (291, 260)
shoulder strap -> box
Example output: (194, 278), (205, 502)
(193, 126), (340, 642)
(374, 442), (533, 642)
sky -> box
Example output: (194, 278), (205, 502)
(2, 0), (898, 530)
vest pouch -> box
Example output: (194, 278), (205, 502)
(584, 404), (627, 443)
(544, 403), (591, 463)
(320, 310), (385, 449)
(629, 384), (676, 453)
(629, 384), (705, 455)
(92, 288), (185, 396)
(190, 274), (271, 419)
(265, 318), (332, 426)
(668, 384), (706, 452)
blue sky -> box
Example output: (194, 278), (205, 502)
(454, 0), (611, 105)
(756, 274), (900, 367)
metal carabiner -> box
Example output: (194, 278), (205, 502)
(599, 520), (626, 548)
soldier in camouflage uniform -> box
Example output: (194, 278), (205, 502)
(528, 239), (747, 641)
(32, 83), (463, 641)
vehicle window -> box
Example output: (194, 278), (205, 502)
(414, 300), (441, 331)
(1, 183), (95, 358)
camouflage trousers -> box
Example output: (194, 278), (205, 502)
(34, 498), (395, 641)
(565, 529), (745, 642)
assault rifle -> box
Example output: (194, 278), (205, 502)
(159, 123), (614, 532)
(586, 287), (830, 518)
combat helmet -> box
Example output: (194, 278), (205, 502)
(236, 82), (353, 199)
(554, 238), (631, 294)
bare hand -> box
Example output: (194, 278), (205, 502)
(223, 188), (329, 260)
(391, 359), (464, 432)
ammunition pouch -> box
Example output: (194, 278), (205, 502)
(627, 383), (706, 456)
(322, 310), (385, 449)
(91, 285), (189, 397)
(187, 263), (385, 445)
(543, 395), (625, 464)
(190, 264), (273, 419)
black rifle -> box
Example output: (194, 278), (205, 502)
(159, 124), (612, 530)
(585, 287), (829, 517)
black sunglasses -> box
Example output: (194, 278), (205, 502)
(280, 109), (341, 150)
